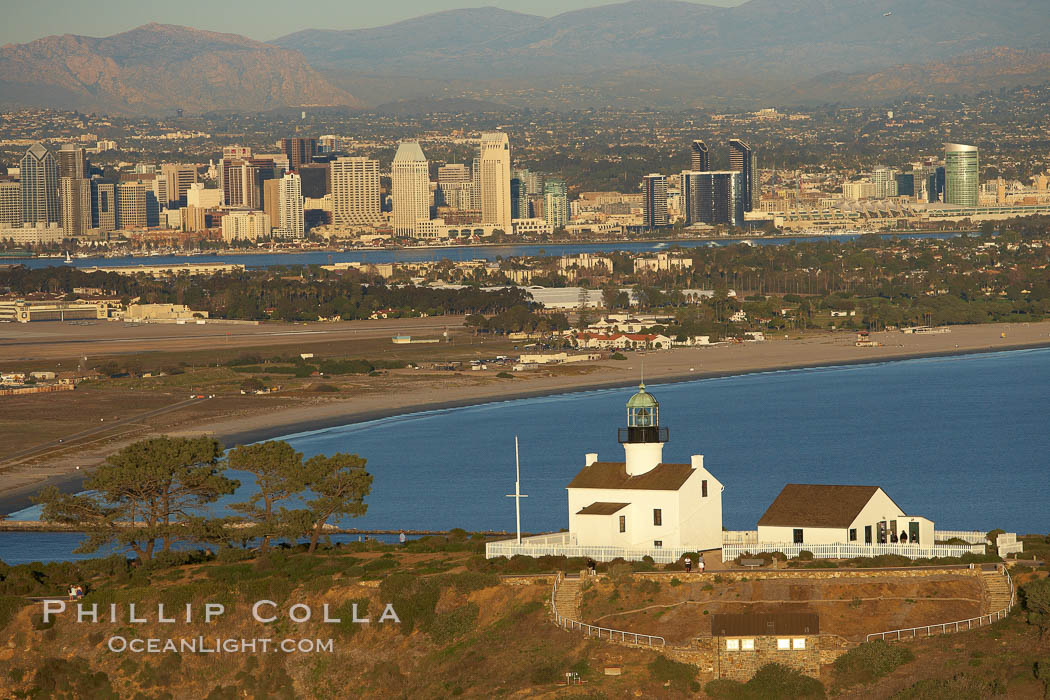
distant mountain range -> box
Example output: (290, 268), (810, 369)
(0, 23), (360, 114)
(1, 1), (1049, 114)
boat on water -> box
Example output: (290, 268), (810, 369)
(63, 251), (73, 264)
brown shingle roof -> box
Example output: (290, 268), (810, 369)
(712, 613), (819, 637)
(757, 484), (883, 529)
(577, 502), (630, 515)
(567, 461), (694, 491)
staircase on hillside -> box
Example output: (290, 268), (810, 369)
(981, 570), (1012, 613)
(554, 575), (583, 621)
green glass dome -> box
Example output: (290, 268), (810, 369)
(626, 382), (658, 410)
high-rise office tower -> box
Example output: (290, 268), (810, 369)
(470, 156), (482, 210)
(437, 164), (473, 210)
(872, 166), (898, 198)
(60, 177), (92, 236)
(92, 181), (116, 233)
(281, 138), (317, 171)
(0, 182), (23, 226)
(510, 177), (530, 219)
(297, 163), (330, 199)
(438, 163), (471, 183)
(894, 173), (915, 198)
(160, 164), (198, 207)
(20, 142), (60, 225)
(728, 139), (756, 212)
(681, 171), (743, 227)
(944, 143), (979, 207)
(277, 173), (304, 239)
(57, 145), (88, 180)
(115, 182), (147, 229)
(690, 140), (710, 172)
(262, 179), (280, 232)
(479, 132), (512, 234)
(543, 178), (568, 231)
(330, 157), (380, 226)
(391, 142), (430, 237)
(642, 174), (668, 229)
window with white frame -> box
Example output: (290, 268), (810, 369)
(741, 638), (755, 651)
(777, 638), (791, 650)
(793, 638), (806, 649)
(725, 639), (739, 651)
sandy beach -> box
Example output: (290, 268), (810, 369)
(3, 319), (1049, 515)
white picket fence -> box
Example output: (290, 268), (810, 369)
(722, 530), (759, 545)
(996, 533), (1024, 556)
(934, 530), (990, 544)
(486, 538), (694, 564)
(722, 541), (985, 560)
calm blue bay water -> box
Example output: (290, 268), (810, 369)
(3, 346), (1047, 564)
(9, 233), (959, 271)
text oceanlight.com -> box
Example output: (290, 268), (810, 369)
(107, 637), (334, 654)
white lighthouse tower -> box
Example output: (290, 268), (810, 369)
(565, 383), (724, 556)
(621, 382), (667, 475)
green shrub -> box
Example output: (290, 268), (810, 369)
(706, 663), (825, 699)
(427, 602), (479, 644)
(27, 658), (118, 699)
(379, 573), (439, 634)
(648, 655), (698, 693)
(891, 673), (1005, 699)
(1021, 577), (1050, 629)
(318, 359), (374, 375)
(0, 595), (24, 632)
(833, 640), (915, 686)
(610, 352), (627, 360)
(495, 371), (514, 378)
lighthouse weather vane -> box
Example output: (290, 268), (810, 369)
(506, 436), (528, 544)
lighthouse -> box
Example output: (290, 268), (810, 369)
(565, 383), (724, 556)
(620, 382), (668, 475)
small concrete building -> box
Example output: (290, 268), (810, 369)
(566, 383), (724, 552)
(757, 484), (934, 546)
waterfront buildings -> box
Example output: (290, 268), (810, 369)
(391, 141), (430, 237)
(543, 178), (568, 231)
(0, 181), (22, 227)
(115, 182), (147, 230)
(330, 157), (380, 227)
(221, 210), (270, 242)
(944, 143), (979, 207)
(642, 174), (668, 229)
(20, 142), (59, 225)
(276, 172), (304, 239)
(729, 139), (757, 212)
(159, 164), (198, 207)
(479, 132), (512, 234)
(59, 177), (92, 237)
(92, 181), (116, 233)
(681, 170), (745, 226)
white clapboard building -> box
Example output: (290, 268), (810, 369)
(756, 484), (934, 547)
(566, 383), (724, 553)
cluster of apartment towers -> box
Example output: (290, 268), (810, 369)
(0, 140), (308, 244)
(641, 139), (757, 231)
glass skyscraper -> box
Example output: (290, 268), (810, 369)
(20, 142), (60, 225)
(944, 143), (978, 207)
(729, 139), (756, 212)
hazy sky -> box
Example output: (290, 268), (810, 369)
(3, 0), (748, 45)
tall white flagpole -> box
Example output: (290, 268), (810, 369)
(506, 435), (528, 544)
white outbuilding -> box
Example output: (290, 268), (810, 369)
(566, 383), (724, 553)
(756, 484), (934, 547)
